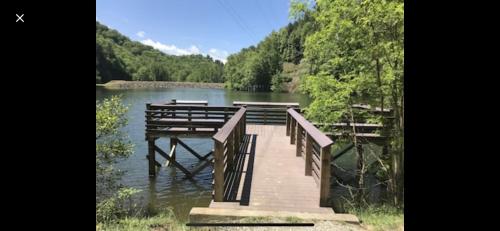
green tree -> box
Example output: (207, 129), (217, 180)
(96, 96), (138, 223)
(96, 21), (224, 84)
(299, 0), (404, 206)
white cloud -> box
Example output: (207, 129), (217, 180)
(188, 45), (200, 54)
(136, 31), (145, 38)
(208, 48), (229, 63)
(140, 39), (228, 63)
(141, 39), (201, 56)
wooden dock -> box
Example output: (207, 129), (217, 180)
(144, 100), (386, 222)
(209, 124), (333, 214)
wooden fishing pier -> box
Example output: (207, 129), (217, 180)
(145, 99), (386, 222)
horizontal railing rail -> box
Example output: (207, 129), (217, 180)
(145, 103), (241, 139)
(233, 101), (300, 125)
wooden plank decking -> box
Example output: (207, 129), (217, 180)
(209, 124), (334, 214)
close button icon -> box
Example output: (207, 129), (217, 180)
(16, 14), (24, 23)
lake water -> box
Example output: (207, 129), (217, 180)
(96, 87), (312, 220)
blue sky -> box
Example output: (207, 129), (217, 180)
(96, 0), (293, 63)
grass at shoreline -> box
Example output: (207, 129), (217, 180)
(349, 205), (404, 231)
(96, 204), (402, 231)
(96, 210), (186, 231)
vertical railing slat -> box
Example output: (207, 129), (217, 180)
(305, 133), (313, 176)
(296, 125), (303, 157)
(213, 141), (224, 202)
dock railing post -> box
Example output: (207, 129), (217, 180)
(213, 141), (224, 202)
(227, 132), (234, 170)
(242, 106), (247, 133)
(305, 133), (313, 176)
(319, 144), (331, 207)
(290, 118), (296, 144)
(286, 107), (291, 136)
(296, 125), (303, 157)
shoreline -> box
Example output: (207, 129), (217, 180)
(97, 80), (225, 89)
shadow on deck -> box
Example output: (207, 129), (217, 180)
(223, 134), (257, 206)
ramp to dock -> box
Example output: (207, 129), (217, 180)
(208, 124), (334, 214)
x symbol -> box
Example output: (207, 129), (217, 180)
(16, 14), (24, 23)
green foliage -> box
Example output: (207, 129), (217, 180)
(300, 0), (404, 205)
(96, 188), (142, 223)
(224, 15), (316, 91)
(348, 204), (403, 231)
(96, 21), (223, 84)
(96, 208), (186, 231)
(96, 96), (137, 224)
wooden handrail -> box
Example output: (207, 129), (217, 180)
(234, 101), (299, 107)
(148, 104), (240, 111)
(233, 101), (299, 125)
(287, 108), (333, 148)
(212, 107), (246, 202)
(286, 108), (333, 207)
(213, 108), (246, 142)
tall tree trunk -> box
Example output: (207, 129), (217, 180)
(349, 105), (365, 204)
(390, 64), (404, 207)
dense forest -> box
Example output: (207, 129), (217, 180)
(226, 0), (404, 208)
(223, 13), (316, 92)
(96, 21), (224, 84)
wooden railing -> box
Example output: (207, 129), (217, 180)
(286, 108), (333, 206)
(212, 107), (247, 202)
(145, 104), (240, 138)
(233, 101), (300, 125)
(162, 99), (208, 106)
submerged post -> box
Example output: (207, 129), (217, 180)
(148, 138), (156, 176)
(170, 137), (177, 165)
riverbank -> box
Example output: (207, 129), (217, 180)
(98, 80), (225, 89)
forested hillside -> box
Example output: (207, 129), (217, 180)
(223, 13), (316, 91)
(96, 21), (224, 84)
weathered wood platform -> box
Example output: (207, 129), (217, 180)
(145, 100), (388, 222)
(208, 124), (334, 214)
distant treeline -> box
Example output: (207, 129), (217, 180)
(223, 14), (316, 91)
(96, 21), (224, 84)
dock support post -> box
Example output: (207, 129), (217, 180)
(319, 145), (331, 207)
(148, 138), (156, 176)
(213, 141), (224, 202)
(290, 119), (296, 144)
(227, 132), (234, 170)
(170, 137), (177, 165)
(305, 133), (313, 176)
(234, 123), (240, 156)
(296, 125), (303, 157)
